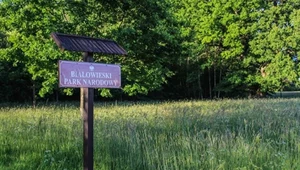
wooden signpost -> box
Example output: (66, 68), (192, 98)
(51, 33), (126, 170)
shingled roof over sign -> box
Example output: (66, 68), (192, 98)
(51, 32), (127, 55)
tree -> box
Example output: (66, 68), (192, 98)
(1, 0), (299, 101)
(167, 0), (300, 98)
(249, 0), (300, 94)
(0, 0), (180, 100)
(167, 0), (263, 98)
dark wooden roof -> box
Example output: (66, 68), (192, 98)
(51, 32), (127, 55)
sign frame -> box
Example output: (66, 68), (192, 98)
(59, 60), (121, 89)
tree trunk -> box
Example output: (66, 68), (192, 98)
(208, 67), (212, 99)
(186, 56), (190, 98)
(213, 64), (217, 98)
(56, 89), (59, 102)
(32, 82), (36, 108)
(218, 68), (222, 98)
(198, 69), (203, 99)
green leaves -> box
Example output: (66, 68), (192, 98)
(122, 60), (174, 96)
(249, 1), (300, 92)
(168, 0), (300, 97)
(0, 0), (180, 99)
(1, 0), (300, 100)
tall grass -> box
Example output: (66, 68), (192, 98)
(0, 99), (299, 169)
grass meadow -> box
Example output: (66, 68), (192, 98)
(0, 99), (300, 170)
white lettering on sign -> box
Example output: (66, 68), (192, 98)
(59, 60), (121, 88)
(64, 78), (82, 85)
(70, 71), (112, 79)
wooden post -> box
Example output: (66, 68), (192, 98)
(81, 52), (94, 170)
(52, 33), (126, 170)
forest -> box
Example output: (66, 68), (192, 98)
(0, 0), (300, 102)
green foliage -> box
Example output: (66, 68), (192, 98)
(0, 61), (32, 102)
(0, 0), (72, 97)
(0, 0), (179, 99)
(167, 0), (300, 97)
(249, 1), (300, 93)
(1, 0), (300, 100)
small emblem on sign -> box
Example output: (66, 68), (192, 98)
(89, 66), (94, 71)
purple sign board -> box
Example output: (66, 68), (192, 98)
(59, 60), (121, 88)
